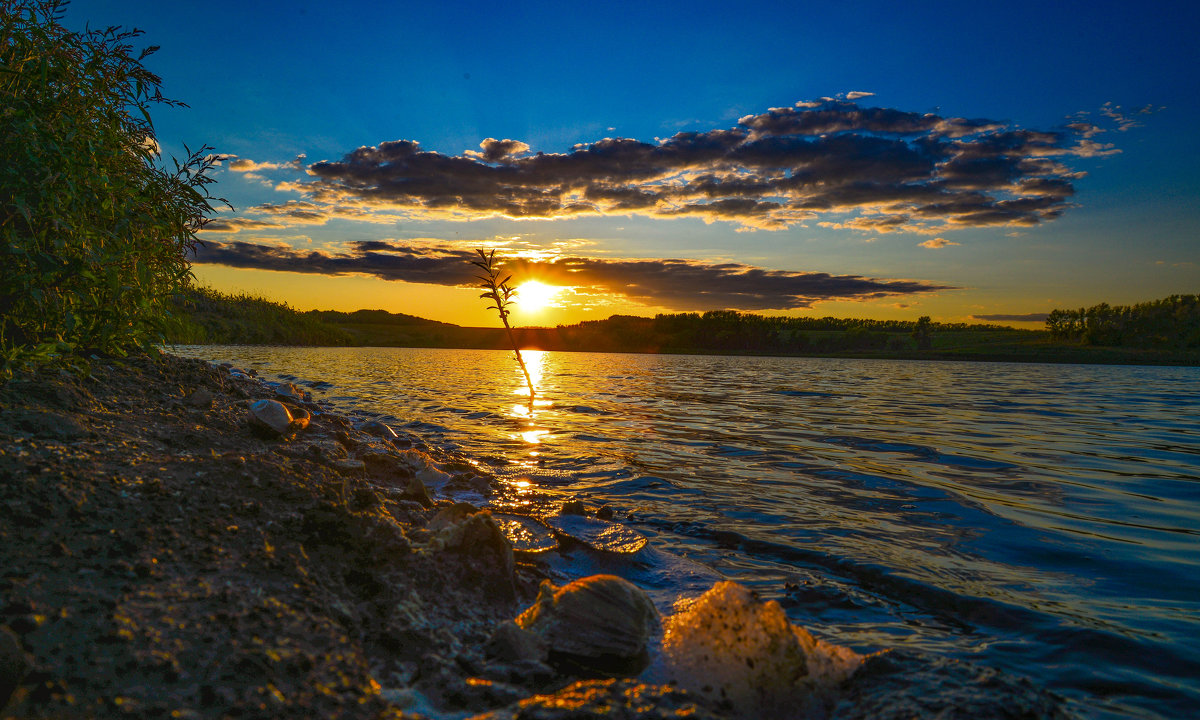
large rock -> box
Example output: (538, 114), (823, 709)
(247, 399), (309, 438)
(661, 581), (861, 718)
(516, 575), (657, 672)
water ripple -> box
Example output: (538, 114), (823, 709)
(173, 346), (1200, 719)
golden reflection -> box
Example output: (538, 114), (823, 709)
(521, 429), (550, 444)
(509, 349), (552, 414)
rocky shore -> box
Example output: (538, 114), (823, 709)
(0, 352), (1075, 719)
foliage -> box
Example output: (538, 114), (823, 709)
(912, 315), (933, 350)
(164, 286), (353, 346)
(307, 308), (453, 328)
(471, 249), (535, 404)
(1045, 295), (1200, 348)
(0, 0), (225, 380)
(546, 311), (991, 355)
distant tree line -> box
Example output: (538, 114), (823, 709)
(1045, 295), (1200, 348)
(166, 287), (353, 346)
(544, 310), (1007, 355)
(306, 309), (453, 327)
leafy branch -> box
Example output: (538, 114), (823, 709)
(471, 249), (535, 407)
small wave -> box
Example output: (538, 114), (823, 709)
(563, 404), (617, 415)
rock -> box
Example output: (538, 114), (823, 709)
(560, 499), (587, 516)
(184, 388), (213, 409)
(0, 626), (32, 708)
(545, 515), (647, 554)
(329, 458), (365, 474)
(360, 451), (412, 477)
(596, 504), (615, 520)
(422, 508), (516, 601)
(661, 581), (862, 719)
(460, 474), (494, 497)
(491, 513), (557, 555)
(485, 620), (544, 663)
(287, 405), (311, 432)
(472, 679), (727, 720)
(274, 382), (310, 403)
(515, 575), (657, 669)
(247, 399), (308, 438)
(358, 420), (398, 440)
(307, 439), (348, 461)
(428, 502), (480, 533)
(402, 475), (433, 507)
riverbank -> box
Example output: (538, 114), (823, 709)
(0, 351), (1076, 719)
(0, 352), (711, 718)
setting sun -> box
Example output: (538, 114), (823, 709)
(515, 280), (560, 312)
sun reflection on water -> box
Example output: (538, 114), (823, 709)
(509, 349), (552, 414)
(504, 350), (554, 468)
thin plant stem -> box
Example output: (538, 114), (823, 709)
(471, 249), (535, 409)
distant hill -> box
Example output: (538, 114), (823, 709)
(166, 286), (1198, 365)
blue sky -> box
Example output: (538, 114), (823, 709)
(66, 0), (1200, 326)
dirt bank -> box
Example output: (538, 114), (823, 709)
(0, 352), (720, 719)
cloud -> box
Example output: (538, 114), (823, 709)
(235, 98), (1126, 234)
(918, 237), (960, 249)
(464, 138), (531, 162)
(190, 239), (955, 311)
(972, 313), (1048, 322)
(226, 155), (308, 172)
(1100, 102), (1163, 132)
(201, 217), (284, 233)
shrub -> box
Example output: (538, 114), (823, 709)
(0, 0), (225, 379)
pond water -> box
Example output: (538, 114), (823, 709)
(172, 345), (1200, 719)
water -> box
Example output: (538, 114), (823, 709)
(173, 345), (1200, 718)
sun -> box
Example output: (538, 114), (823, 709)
(515, 280), (560, 311)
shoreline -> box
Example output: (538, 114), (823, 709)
(172, 340), (1200, 369)
(0, 351), (699, 718)
(0, 351), (1077, 719)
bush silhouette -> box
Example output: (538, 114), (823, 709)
(1, 0), (225, 379)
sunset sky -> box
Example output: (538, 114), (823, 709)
(68, 0), (1199, 328)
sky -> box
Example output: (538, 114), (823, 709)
(66, 0), (1200, 328)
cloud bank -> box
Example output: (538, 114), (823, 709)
(191, 240), (954, 311)
(973, 313), (1049, 322)
(234, 98), (1119, 234)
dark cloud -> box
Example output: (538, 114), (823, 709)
(257, 98), (1114, 234)
(201, 217), (283, 233)
(191, 240), (954, 311)
(973, 313), (1049, 322)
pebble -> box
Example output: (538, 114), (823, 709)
(184, 388), (213, 409)
(274, 382), (310, 403)
(0, 626), (32, 707)
(358, 420), (398, 440)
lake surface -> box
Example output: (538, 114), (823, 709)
(173, 346), (1200, 718)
